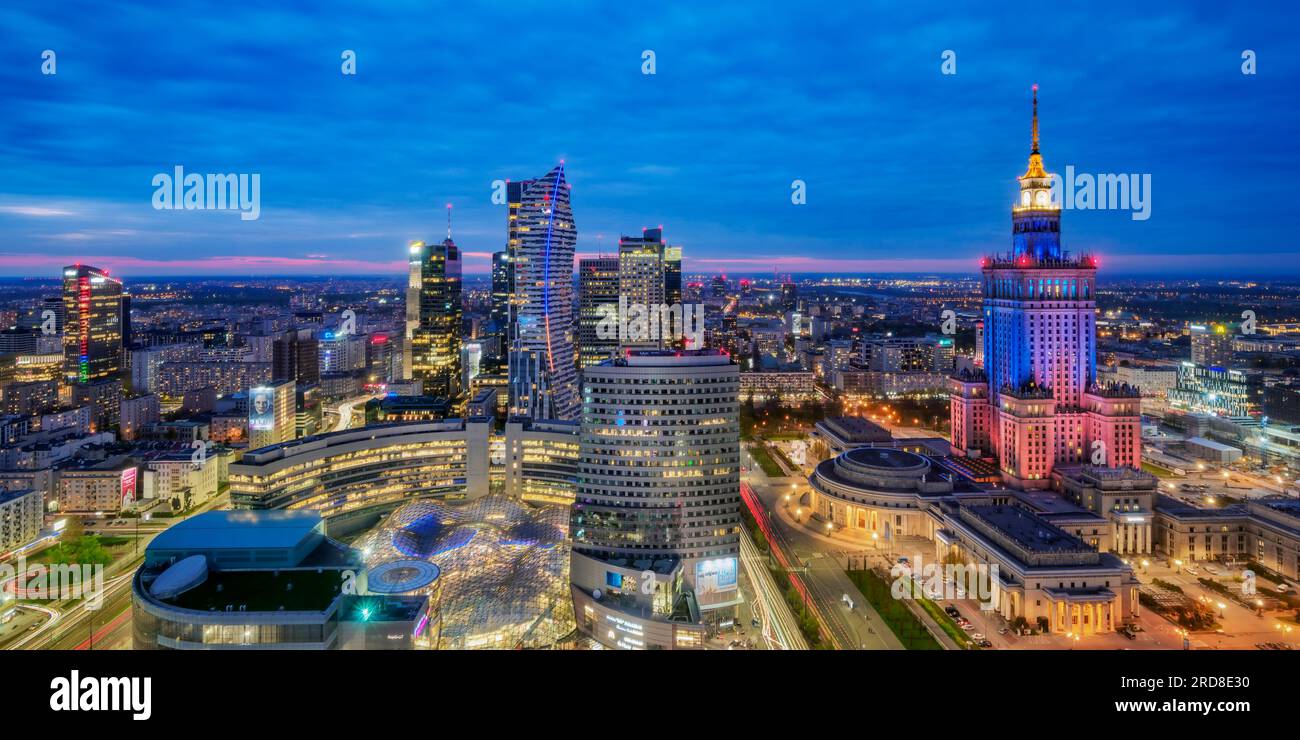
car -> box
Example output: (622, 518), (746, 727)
(978, 639), (993, 648)
(961, 623), (975, 631)
(1120, 629), (1136, 640)
(997, 627), (1009, 635)
(971, 633), (985, 641)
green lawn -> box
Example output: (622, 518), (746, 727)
(747, 445), (785, 477)
(846, 569), (942, 650)
(1141, 462), (1175, 479)
(917, 596), (976, 648)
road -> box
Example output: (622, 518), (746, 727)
(740, 464), (900, 649)
(738, 530), (809, 650)
(328, 394), (378, 433)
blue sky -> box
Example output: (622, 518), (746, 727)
(1, 1), (1297, 276)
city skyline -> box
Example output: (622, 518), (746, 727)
(3, 3), (1299, 277)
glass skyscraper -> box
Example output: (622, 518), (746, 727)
(506, 164), (578, 420)
(408, 233), (463, 400)
(61, 264), (124, 384)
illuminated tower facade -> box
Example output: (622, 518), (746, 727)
(507, 164), (579, 420)
(61, 264), (124, 384)
(950, 87), (1140, 489)
(408, 210), (463, 400)
(578, 256), (620, 367)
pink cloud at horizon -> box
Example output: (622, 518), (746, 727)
(0, 250), (1294, 277)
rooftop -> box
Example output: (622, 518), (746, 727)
(148, 509), (323, 554)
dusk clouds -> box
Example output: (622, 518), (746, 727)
(1, 1), (1297, 276)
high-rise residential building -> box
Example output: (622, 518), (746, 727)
(73, 377), (123, 433)
(248, 379), (296, 450)
(61, 264), (125, 383)
(272, 329), (319, 386)
(506, 164), (578, 420)
(577, 256), (620, 367)
(571, 349), (742, 644)
(1190, 323), (1234, 367)
(408, 227), (463, 399)
(950, 87), (1141, 489)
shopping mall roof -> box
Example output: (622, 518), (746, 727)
(146, 509), (325, 568)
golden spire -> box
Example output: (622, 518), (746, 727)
(1031, 83), (1039, 154)
(1023, 83), (1047, 179)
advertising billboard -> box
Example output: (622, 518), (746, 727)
(694, 557), (737, 596)
(249, 386), (276, 431)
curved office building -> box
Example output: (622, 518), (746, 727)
(228, 420), (493, 516)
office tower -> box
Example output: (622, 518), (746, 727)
(248, 379), (296, 450)
(780, 278), (797, 311)
(121, 293), (132, 350)
(318, 331), (366, 374)
(950, 87), (1140, 488)
(577, 256), (620, 367)
(506, 164), (579, 420)
(618, 227), (684, 350)
(365, 333), (396, 383)
(461, 342), (482, 391)
(61, 264), (125, 383)
(408, 227), (463, 399)
(491, 250), (512, 329)
(664, 245), (682, 307)
(272, 329), (319, 385)
(295, 383), (322, 438)
(710, 274), (728, 298)
(0, 329), (37, 354)
(572, 349), (742, 636)
(1190, 324), (1234, 367)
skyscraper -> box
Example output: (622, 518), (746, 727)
(571, 349), (742, 631)
(779, 278), (797, 312)
(490, 250), (511, 329)
(486, 250), (513, 364)
(408, 215), (463, 399)
(61, 264), (124, 384)
(272, 329), (319, 386)
(617, 227), (682, 351)
(506, 164), (579, 420)
(578, 256), (620, 367)
(950, 87), (1141, 488)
